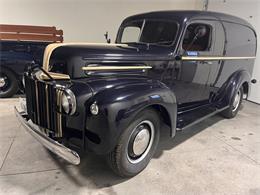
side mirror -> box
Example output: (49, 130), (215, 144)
(104, 31), (111, 44)
(195, 25), (207, 38)
(175, 55), (182, 61)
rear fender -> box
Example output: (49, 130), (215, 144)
(215, 70), (250, 107)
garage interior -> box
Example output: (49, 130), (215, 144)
(0, 0), (260, 194)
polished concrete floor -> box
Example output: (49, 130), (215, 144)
(0, 98), (259, 195)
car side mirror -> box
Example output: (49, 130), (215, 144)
(195, 25), (207, 38)
(175, 55), (182, 61)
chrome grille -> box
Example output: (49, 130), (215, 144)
(24, 74), (64, 137)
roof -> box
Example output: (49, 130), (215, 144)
(122, 10), (254, 29)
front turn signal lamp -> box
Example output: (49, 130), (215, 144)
(90, 102), (99, 115)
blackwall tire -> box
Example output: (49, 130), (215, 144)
(221, 87), (243, 119)
(106, 108), (160, 177)
(0, 68), (19, 98)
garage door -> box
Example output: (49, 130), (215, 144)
(208, 0), (260, 104)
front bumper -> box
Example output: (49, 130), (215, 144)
(14, 106), (80, 165)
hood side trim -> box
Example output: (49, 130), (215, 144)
(82, 66), (152, 71)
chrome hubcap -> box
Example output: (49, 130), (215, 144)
(133, 128), (150, 156)
(127, 120), (155, 164)
(232, 90), (241, 111)
(0, 77), (6, 88)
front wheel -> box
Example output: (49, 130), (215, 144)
(0, 68), (19, 98)
(221, 87), (243, 118)
(106, 109), (160, 177)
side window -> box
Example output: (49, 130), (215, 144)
(121, 27), (141, 43)
(182, 23), (212, 51)
(121, 20), (143, 43)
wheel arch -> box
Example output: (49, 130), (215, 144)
(215, 69), (251, 107)
(111, 89), (178, 139)
(143, 104), (175, 137)
(242, 81), (249, 99)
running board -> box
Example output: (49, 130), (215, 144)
(177, 106), (229, 131)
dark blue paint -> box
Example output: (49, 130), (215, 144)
(25, 11), (257, 155)
(0, 41), (49, 88)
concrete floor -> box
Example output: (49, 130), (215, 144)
(0, 98), (259, 195)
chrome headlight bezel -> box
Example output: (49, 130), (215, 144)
(22, 75), (25, 88)
(62, 89), (76, 115)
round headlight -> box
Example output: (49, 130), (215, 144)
(61, 89), (76, 115)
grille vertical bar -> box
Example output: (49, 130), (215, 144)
(45, 85), (50, 129)
(34, 80), (40, 125)
(24, 74), (63, 137)
(56, 88), (63, 137)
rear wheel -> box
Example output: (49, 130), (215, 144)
(0, 68), (19, 98)
(106, 109), (160, 177)
(221, 87), (243, 118)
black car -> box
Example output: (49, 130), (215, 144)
(0, 41), (49, 97)
(15, 11), (257, 177)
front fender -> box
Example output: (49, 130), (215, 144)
(85, 80), (177, 154)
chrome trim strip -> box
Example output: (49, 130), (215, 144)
(39, 72), (70, 80)
(14, 106), (80, 165)
(35, 80), (40, 124)
(56, 89), (63, 137)
(82, 66), (152, 71)
(45, 84), (50, 129)
(181, 56), (256, 61)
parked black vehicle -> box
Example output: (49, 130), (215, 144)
(0, 25), (63, 98)
(0, 41), (49, 97)
(15, 11), (257, 177)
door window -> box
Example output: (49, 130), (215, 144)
(182, 23), (212, 51)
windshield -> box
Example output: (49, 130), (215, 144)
(118, 20), (178, 45)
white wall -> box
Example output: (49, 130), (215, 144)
(207, 0), (260, 103)
(0, 0), (202, 43)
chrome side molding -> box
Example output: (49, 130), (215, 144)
(82, 65), (152, 71)
(181, 56), (256, 61)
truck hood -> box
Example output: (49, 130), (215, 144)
(50, 43), (173, 62)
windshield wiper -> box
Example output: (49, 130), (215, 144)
(124, 42), (151, 50)
(125, 41), (148, 45)
(152, 41), (173, 45)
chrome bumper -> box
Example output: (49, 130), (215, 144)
(14, 106), (80, 165)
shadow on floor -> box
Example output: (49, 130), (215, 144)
(49, 114), (224, 189)
(154, 114), (224, 158)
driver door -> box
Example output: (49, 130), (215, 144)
(172, 20), (216, 104)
